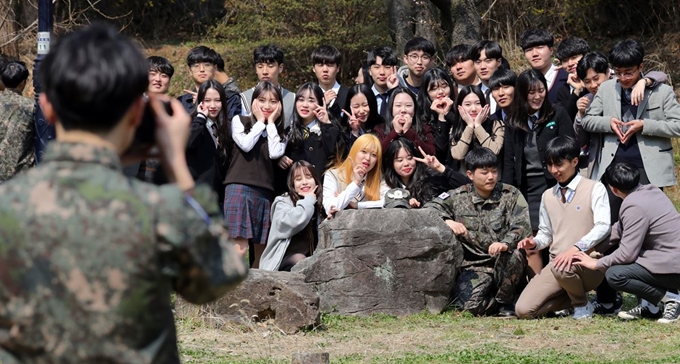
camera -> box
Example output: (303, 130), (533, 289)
(130, 96), (173, 151)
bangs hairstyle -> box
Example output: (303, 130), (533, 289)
(609, 39), (644, 68)
(287, 82), (325, 148)
(445, 44), (473, 66)
(367, 46), (398, 66)
(195, 80), (232, 162)
(488, 68), (517, 89)
(38, 22), (148, 133)
(576, 52), (609, 80)
(382, 138), (435, 203)
(147, 56), (174, 78)
(186, 45), (219, 66)
(312, 45), (342, 65)
(465, 147), (498, 172)
(334, 134), (383, 201)
(344, 84), (383, 131)
(287, 160), (325, 216)
(404, 37), (436, 56)
(417, 67), (455, 125)
(520, 29), (554, 51)
(555, 37), (590, 61)
(385, 87), (422, 136)
(253, 44), (284, 65)
(543, 136), (580, 166)
(602, 161), (640, 194)
(452, 85), (487, 141)
(507, 69), (555, 131)
(471, 40), (503, 61)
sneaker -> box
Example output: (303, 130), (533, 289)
(572, 302), (594, 320)
(618, 304), (662, 320)
(658, 301), (680, 324)
(497, 304), (516, 317)
(593, 293), (623, 315)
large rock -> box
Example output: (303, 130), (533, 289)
(175, 269), (320, 334)
(293, 209), (463, 316)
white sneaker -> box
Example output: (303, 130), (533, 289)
(572, 302), (594, 320)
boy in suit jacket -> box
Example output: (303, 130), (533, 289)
(574, 161), (680, 323)
(311, 45), (348, 123)
(581, 39), (680, 189)
(520, 29), (568, 105)
(554, 37), (590, 120)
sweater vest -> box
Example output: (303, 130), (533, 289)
(542, 177), (596, 258)
(223, 116), (275, 191)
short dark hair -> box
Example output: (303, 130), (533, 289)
(1, 61), (29, 89)
(311, 45), (342, 65)
(253, 44), (284, 65)
(465, 147), (498, 172)
(445, 44), (473, 67)
(489, 68), (517, 89)
(576, 52), (609, 80)
(403, 37), (436, 56)
(471, 40), (502, 61)
(602, 161), (640, 194)
(38, 23), (148, 132)
(520, 29), (554, 51)
(544, 136), (580, 165)
(367, 46), (398, 67)
(555, 37), (590, 61)
(147, 56), (174, 78)
(609, 39), (644, 68)
(186, 46), (219, 67)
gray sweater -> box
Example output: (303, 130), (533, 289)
(596, 184), (680, 274)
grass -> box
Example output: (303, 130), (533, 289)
(177, 294), (680, 363)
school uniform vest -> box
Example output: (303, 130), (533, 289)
(542, 177), (596, 258)
(223, 116), (275, 191)
(327, 168), (370, 203)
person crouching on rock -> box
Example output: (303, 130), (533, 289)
(423, 148), (532, 317)
(260, 161), (325, 271)
(322, 134), (389, 218)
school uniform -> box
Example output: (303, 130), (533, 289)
(545, 65), (569, 105)
(323, 82), (349, 123)
(240, 85), (295, 128)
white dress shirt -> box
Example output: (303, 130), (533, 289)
(321, 81), (342, 108)
(544, 64), (558, 91)
(230, 115), (286, 159)
(480, 83), (498, 114)
(533, 174), (611, 251)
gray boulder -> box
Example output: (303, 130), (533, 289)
(175, 269), (320, 334)
(293, 209), (463, 316)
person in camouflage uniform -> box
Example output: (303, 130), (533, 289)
(0, 24), (247, 363)
(424, 148), (531, 316)
(0, 61), (35, 182)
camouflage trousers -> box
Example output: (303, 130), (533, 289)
(450, 249), (526, 316)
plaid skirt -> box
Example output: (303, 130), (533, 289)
(224, 184), (273, 245)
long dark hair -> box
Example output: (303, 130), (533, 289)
(506, 69), (556, 131)
(286, 161), (325, 253)
(343, 84), (383, 132)
(382, 138), (434, 204)
(451, 85), (492, 142)
(417, 68), (456, 126)
(287, 82), (326, 148)
(384, 87), (428, 140)
(221, 81), (285, 156)
(194, 80), (231, 161)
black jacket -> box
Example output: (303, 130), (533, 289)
(501, 106), (574, 188)
(555, 82), (589, 121)
(327, 85), (349, 126)
(185, 115), (225, 206)
(547, 68), (569, 105)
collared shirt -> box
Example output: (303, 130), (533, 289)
(371, 84), (388, 113)
(544, 64), (558, 90)
(527, 111), (540, 130)
(320, 81), (342, 108)
(480, 83), (497, 114)
(534, 174), (611, 251)
(230, 115), (287, 159)
(205, 118), (219, 147)
(501, 109), (507, 121)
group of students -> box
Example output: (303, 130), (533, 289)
(132, 27), (680, 322)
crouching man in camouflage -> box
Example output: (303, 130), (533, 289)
(0, 24), (247, 363)
(424, 148), (531, 317)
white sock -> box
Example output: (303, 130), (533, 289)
(641, 299), (659, 313)
(662, 291), (680, 303)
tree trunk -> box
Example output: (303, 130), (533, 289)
(448, 0), (482, 46)
(387, 0), (416, 55)
(0, 0), (19, 57)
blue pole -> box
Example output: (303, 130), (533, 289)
(33, 0), (54, 164)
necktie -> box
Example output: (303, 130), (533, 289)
(302, 125), (310, 140)
(210, 123), (219, 147)
(484, 88), (492, 105)
(624, 89), (632, 104)
(559, 187), (568, 204)
(378, 94), (389, 119)
(528, 115), (538, 130)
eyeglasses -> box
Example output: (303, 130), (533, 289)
(190, 62), (214, 71)
(407, 53), (432, 62)
(613, 66), (639, 80)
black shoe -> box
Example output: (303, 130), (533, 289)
(593, 293), (623, 316)
(658, 301), (680, 324)
(497, 305), (516, 317)
(618, 304), (662, 320)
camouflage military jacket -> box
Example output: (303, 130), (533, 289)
(0, 142), (247, 364)
(0, 89), (35, 182)
(424, 183), (531, 267)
